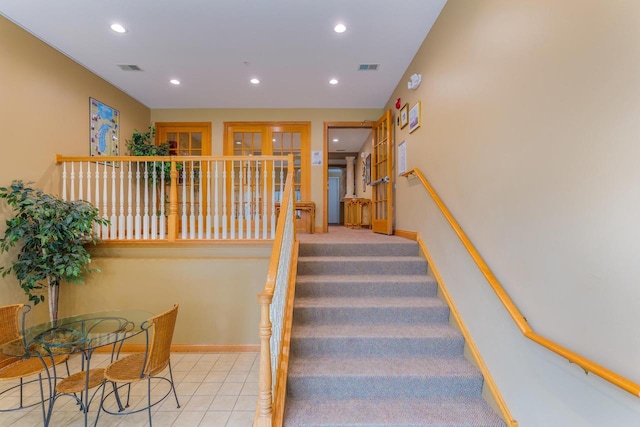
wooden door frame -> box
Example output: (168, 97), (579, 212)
(322, 121), (374, 233)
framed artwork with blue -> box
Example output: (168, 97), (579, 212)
(90, 98), (119, 158)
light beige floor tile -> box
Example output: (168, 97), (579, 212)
(233, 396), (257, 411)
(183, 371), (208, 383)
(240, 382), (258, 396)
(209, 395), (238, 411)
(176, 382), (201, 396)
(172, 410), (205, 427)
(203, 372), (228, 383)
(225, 410), (255, 427)
(198, 410), (231, 427)
(194, 382), (222, 396)
(198, 354), (221, 363)
(183, 394), (214, 412)
(224, 373), (248, 383)
(217, 383), (242, 396)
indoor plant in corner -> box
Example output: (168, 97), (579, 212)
(0, 180), (109, 322)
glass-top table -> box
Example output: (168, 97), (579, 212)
(0, 309), (152, 358)
(0, 309), (153, 427)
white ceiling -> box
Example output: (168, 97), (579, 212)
(0, 0), (446, 110)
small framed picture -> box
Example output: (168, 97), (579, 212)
(409, 101), (421, 134)
(399, 103), (409, 129)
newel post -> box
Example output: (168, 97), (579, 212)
(256, 291), (273, 427)
(167, 159), (178, 242)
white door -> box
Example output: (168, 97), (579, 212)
(328, 176), (340, 224)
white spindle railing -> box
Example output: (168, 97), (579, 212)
(55, 155), (290, 241)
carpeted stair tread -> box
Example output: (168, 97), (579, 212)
(295, 274), (436, 284)
(289, 355), (481, 378)
(297, 256), (427, 275)
(295, 275), (437, 298)
(295, 296), (445, 308)
(284, 396), (506, 427)
(291, 323), (461, 339)
(299, 242), (419, 257)
(290, 323), (464, 357)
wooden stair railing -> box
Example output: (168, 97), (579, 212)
(404, 168), (640, 398)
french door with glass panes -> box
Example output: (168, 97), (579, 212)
(156, 122), (211, 236)
(224, 122), (310, 234)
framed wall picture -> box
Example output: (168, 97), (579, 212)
(90, 98), (119, 158)
(409, 101), (421, 134)
(400, 103), (409, 129)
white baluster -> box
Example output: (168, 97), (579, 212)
(253, 161), (260, 239)
(190, 161), (195, 240)
(110, 165), (117, 238)
(78, 162), (83, 201)
(246, 161), (252, 238)
(159, 163), (165, 239)
(127, 162), (133, 239)
(118, 164), (125, 239)
(151, 162), (157, 240)
(230, 160), (235, 239)
(206, 161), (212, 239)
(135, 162), (141, 240)
(70, 162), (76, 202)
(86, 162), (92, 204)
(143, 162), (149, 240)
(102, 163), (109, 238)
(198, 161), (204, 240)
(62, 163), (68, 201)
(94, 163), (100, 237)
(181, 162), (187, 239)
(263, 160), (268, 239)
(222, 162), (227, 239)
(238, 161), (244, 239)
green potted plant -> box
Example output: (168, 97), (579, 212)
(0, 181), (109, 322)
(127, 127), (174, 181)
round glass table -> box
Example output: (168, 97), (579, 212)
(0, 309), (153, 427)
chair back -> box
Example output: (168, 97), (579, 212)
(0, 304), (24, 345)
(143, 304), (178, 377)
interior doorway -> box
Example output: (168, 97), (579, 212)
(322, 122), (374, 232)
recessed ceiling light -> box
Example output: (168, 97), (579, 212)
(110, 23), (126, 33)
(250, 78), (260, 84)
(170, 79), (181, 85)
(329, 79), (339, 85)
(332, 138), (339, 142)
(235, 141), (242, 145)
(334, 24), (347, 33)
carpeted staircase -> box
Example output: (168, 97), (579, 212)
(283, 238), (506, 427)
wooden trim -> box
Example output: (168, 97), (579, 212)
(393, 229), (418, 241)
(94, 344), (260, 353)
(272, 241), (299, 427)
(323, 121), (376, 233)
(408, 167), (640, 398)
(416, 235), (518, 427)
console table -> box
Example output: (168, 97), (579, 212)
(344, 198), (371, 229)
(275, 201), (315, 234)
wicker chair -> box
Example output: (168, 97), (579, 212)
(95, 304), (180, 426)
(0, 304), (70, 422)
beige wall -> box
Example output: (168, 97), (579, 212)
(0, 16), (151, 321)
(60, 244), (271, 346)
(386, 1), (640, 425)
(151, 108), (382, 229)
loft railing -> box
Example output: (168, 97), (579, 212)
(405, 168), (640, 398)
(55, 154), (292, 241)
(255, 161), (297, 427)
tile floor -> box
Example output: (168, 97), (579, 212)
(0, 352), (258, 427)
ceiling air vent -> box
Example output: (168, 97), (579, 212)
(358, 64), (379, 71)
(117, 64), (143, 71)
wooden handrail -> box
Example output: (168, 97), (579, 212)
(256, 154), (295, 427)
(56, 154), (290, 163)
(406, 168), (640, 398)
